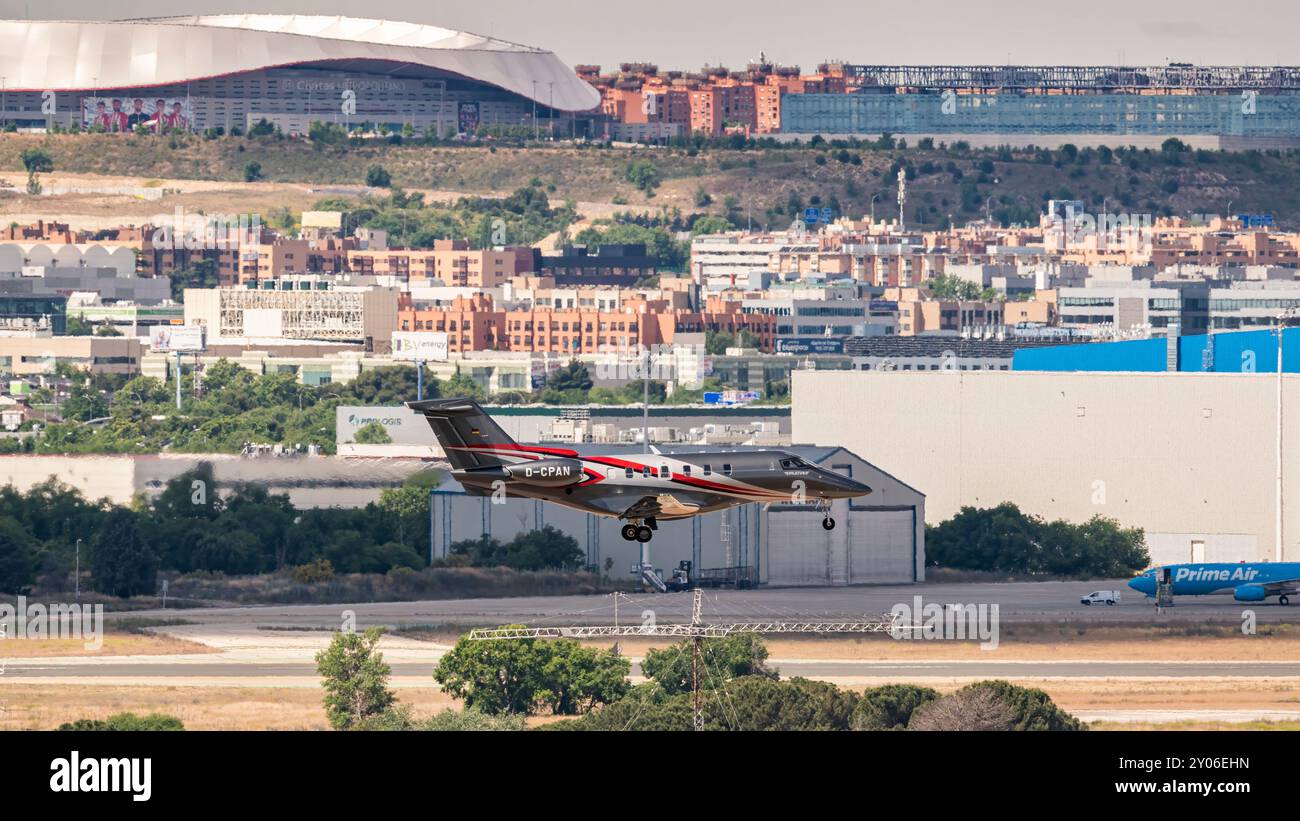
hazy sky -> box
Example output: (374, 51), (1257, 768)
(0, 0), (1293, 71)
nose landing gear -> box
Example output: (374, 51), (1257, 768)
(816, 499), (835, 530)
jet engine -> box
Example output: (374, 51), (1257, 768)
(1233, 584), (1267, 602)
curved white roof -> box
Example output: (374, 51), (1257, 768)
(0, 14), (600, 111)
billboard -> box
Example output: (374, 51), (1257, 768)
(457, 102), (480, 134)
(391, 331), (449, 362)
(150, 325), (206, 353)
(83, 96), (192, 133)
(776, 338), (844, 355)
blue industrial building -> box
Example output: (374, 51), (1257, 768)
(1013, 327), (1300, 373)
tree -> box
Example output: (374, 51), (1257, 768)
(641, 633), (775, 695)
(957, 680), (1085, 731)
(20, 148), (53, 173)
(546, 360), (592, 393)
(433, 629), (552, 715)
(926, 504), (1147, 577)
(539, 640), (631, 714)
(852, 684), (940, 730)
(502, 525), (584, 571)
(906, 687), (1019, 731)
(60, 382), (109, 422)
(315, 627), (397, 730)
(366, 164), (392, 188)
(0, 515), (37, 593)
(243, 161), (263, 182)
(434, 629), (629, 716)
(90, 508), (157, 597)
(353, 422), (392, 444)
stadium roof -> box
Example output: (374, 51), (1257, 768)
(0, 14), (601, 110)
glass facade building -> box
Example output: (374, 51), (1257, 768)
(783, 89), (1300, 138)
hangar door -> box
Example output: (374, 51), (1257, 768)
(847, 508), (915, 584)
(763, 506), (915, 586)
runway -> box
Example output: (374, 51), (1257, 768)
(7, 658), (1300, 681)
(103, 579), (1300, 631)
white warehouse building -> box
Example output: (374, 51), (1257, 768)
(792, 369), (1300, 566)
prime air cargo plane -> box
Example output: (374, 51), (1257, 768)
(409, 397), (872, 544)
(1129, 562), (1300, 604)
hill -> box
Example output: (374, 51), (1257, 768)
(1, 132), (1299, 229)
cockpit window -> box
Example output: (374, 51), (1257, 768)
(780, 457), (811, 470)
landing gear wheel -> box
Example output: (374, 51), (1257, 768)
(822, 517), (835, 531)
(635, 525), (653, 543)
(620, 524), (638, 541)
(1281, 595), (1291, 606)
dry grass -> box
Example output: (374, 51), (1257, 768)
(0, 684), (460, 730)
(0, 631), (216, 658)
(1093, 720), (1300, 731)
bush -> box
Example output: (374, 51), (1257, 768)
(59, 712), (184, 731)
(418, 709), (526, 731)
(291, 557), (335, 583)
(852, 684), (940, 730)
(365, 164), (392, 188)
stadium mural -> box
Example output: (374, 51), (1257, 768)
(82, 96), (192, 133)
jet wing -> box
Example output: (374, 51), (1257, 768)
(620, 494), (701, 521)
(1259, 577), (1300, 594)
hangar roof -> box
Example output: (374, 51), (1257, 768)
(0, 14), (601, 111)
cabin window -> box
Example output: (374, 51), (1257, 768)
(624, 467), (634, 479)
(660, 464), (669, 478)
(642, 466), (652, 478)
(723, 464), (733, 476)
(682, 466), (691, 477)
(703, 464), (712, 476)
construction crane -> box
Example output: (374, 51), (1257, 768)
(467, 590), (904, 731)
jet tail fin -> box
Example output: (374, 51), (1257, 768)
(407, 397), (520, 470)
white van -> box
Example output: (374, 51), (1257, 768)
(1080, 590), (1121, 606)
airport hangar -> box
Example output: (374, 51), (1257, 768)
(0, 15), (601, 135)
(428, 443), (926, 587)
(791, 327), (1300, 567)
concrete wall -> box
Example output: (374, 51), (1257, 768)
(0, 454), (429, 508)
(792, 369), (1300, 563)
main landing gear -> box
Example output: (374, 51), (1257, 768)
(621, 517), (657, 543)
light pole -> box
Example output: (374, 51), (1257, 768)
(870, 194), (879, 226)
(1277, 308), (1295, 562)
(74, 538), (81, 599)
